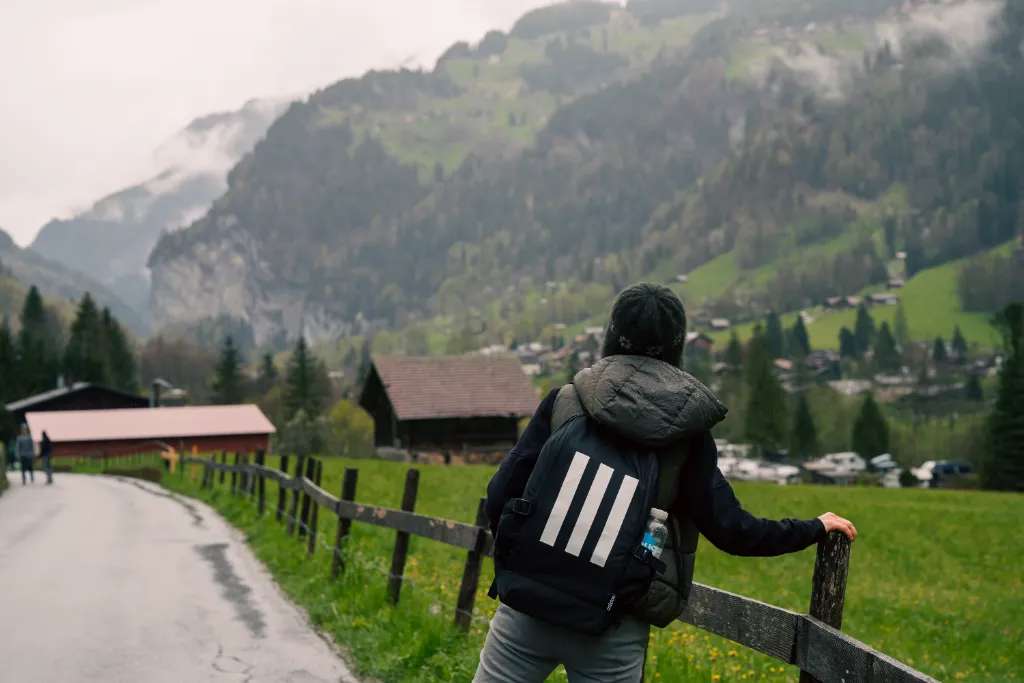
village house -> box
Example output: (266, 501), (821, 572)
(359, 354), (538, 463)
(4, 381), (150, 428)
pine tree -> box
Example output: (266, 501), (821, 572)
(982, 304), (1024, 490)
(211, 336), (245, 404)
(839, 327), (858, 359)
(964, 373), (984, 402)
(789, 394), (819, 460)
(765, 311), (786, 358)
(873, 321), (902, 373)
(17, 286), (59, 394)
(744, 329), (788, 452)
(932, 336), (948, 363)
(285, 336), (329, 419)
(724, 332), (743, 369)
(101, 308), (137, 392)
(257, 353), (278, 394)
(789, 316), (811, 357)
(951, 325), (968, 361)
(63, 293), (107, 385)
(893, 303), (910, 347)
(0, 318), (17, 442)
(853, 304), (876, 356)
(851, 393), (889, 458)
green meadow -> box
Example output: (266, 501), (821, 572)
(120, 456), (1023, 682)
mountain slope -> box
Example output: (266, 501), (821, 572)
(31, 99), (286, 323)
(148, 0), (1018, 351)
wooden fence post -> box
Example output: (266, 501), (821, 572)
(299, 457), (315, 538)
(799, 531), (852, 683)
(230, 453), (239, 494)
(276, 455), (289, 523)
(454, 498), (489, 631)
(331, 468), (359, 579)
(219, 451), (226, 485)
(306, 459), (323, 557)
(387, 468), (420, 605)
(287, 455), (305, 535)
(241, 454), (250, 498)
(255, 450), (266, 515)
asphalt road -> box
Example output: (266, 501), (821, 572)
(0, 472), (359, 683)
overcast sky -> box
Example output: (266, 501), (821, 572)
(0, 0), (552, 246)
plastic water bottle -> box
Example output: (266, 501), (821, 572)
(641, 508), (669, 559)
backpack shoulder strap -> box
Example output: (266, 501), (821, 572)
(551, 384), (585, 432)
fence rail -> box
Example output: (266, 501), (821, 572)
(180, 454), (935, 683)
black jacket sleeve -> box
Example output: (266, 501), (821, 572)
(678, 431), (825, 556)
(484, 388), (560, 532)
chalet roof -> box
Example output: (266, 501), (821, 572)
(24, 404), (276, 443)
(368, 354), (538, 421)
(5, 382), (147, 412)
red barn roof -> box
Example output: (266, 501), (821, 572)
(25, 404), (275, 443)
(368, 354), (538, 421)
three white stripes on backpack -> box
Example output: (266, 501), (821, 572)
(538, 451), (639, 568)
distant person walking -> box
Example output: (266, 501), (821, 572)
(15, 425), (35, 485)
(477, 283), (857, 682)
(40, 431), (53, 485)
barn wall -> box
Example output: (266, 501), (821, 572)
(52, 434), (271, 458)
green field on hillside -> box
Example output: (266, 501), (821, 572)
(140, 457), (1024, 682)
(705, 241), (1014, 351)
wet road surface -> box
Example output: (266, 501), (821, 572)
(0, 473), (359, 682)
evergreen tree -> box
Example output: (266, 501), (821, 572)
(0, 318), (17, 442)
(951, 325), (968, 361)
(744, 329), (788, 452)
(724, 332), (743, 369)
(63, 293), (107, 385)
(17, 285), (59, 394)
(853, 304), (876, 356)
(211, 336), (245, 404)
(838, 327), (858, 359)
(851, 393), (889, 458)
(893, 303), (910, 347)
(257, 352), (278, 394)
(285, 336), (329, 418)
(101, 308), (136, 392)
(764, 311), (786, 358)
(873, 321), (902, 373)
(932, 336), (948, 363)
(789, 394), (819, 460)
(789, 316), (811, 357)
(982, 304), (1024, 490)
(964, 373), (984, 402)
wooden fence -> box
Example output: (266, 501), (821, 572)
(180, 453), (936, 683)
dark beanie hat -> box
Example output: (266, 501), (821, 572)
(601, 283), (687, 367)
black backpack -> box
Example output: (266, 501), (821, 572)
(491, 414), (665, 635)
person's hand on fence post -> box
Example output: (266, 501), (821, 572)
(817, 512), (857, 541)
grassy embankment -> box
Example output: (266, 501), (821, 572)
(112, 456), (1024, 682)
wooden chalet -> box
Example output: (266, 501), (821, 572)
(4, 382), (149, 426)
(359, 354), (538, 455)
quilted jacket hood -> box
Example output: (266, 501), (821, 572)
(572, 354), (728, 447)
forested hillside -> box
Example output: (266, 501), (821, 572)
(149, 0), (1020, 351)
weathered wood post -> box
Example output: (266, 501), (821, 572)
(299, 457), (315, 538)
(219, 451), (226, 485)
(799, 531), (852, 683)
(276, 455), (290, 523)
(255, 450), (266, 515)
(331, 468), (359, 579)
(287, 455), (305, 535)
(230, 453), (239, 494)
(454, 498), (489, 631)
(387, 468), (420, 605)
(306, 459), (323, 557)
(241, 454), (251, 498)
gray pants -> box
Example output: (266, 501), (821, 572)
(474, 603), (649, 682)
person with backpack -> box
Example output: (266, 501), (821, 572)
(476, 283), (856, 682)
